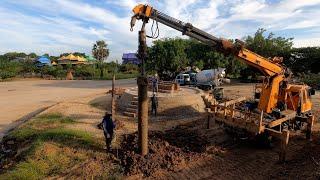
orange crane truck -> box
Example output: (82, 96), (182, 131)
(130, 4), (316, 161)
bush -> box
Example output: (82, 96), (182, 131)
(120, 63), (139, 73)
(299, 73), (320, 89)
(74, 65), (96, 79)
(37, 65), (67, 79)
(0, 58), (22, 79)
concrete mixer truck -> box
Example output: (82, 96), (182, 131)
(195, 68), (227, 90)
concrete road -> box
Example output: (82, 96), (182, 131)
(0, 79), (136, 138)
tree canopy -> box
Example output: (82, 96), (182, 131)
(244, 28), (293, 58)
(288, 47), (320, 74)
(146, 38), (245, 79)
(92, 40), (110, 78)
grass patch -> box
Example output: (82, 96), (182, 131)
(8, 113), (76, 141)
(1, 142), (89, 180)
(1, 113), (116, 179)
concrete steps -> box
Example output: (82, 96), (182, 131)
(123, 96), (138, 118)
(126, 107), (137, 113)
(128, 104), (137, 109)
(131, 101), (138, 105)
(123, 112), (136, 118)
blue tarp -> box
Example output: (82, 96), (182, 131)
(36, 56), (51, 66)
(122, 53), (140, 65)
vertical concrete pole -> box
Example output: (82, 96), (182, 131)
(137, 29), (149, 156)
(111, 74), (116, 121)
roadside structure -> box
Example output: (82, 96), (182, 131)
(122, 53), (140, 65)
(35, 56), (51, 67)
(57, 54), (89, 65)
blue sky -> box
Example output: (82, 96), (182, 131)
(1, 0), (320, 61)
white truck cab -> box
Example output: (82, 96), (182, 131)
(175, 74), (190, 85)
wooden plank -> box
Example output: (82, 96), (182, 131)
(279, 130), (290, 162)
(223, 101), (227, 117)
(267, 110), (296, 128)
(211, 97), (246, 109)
(218, 97), (246, 106)
(306, 115), (315, 140)
(264, 128), (282, 138)
(231, 104), (235, 118)
(258, 111), (264, 133)
(213, 116), (261, 133)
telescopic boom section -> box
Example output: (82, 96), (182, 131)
(131, 4), (284, 77)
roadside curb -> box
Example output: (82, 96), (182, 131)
(0, 103), (58, 142)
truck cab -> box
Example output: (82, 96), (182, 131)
(175, 74), (190, 85)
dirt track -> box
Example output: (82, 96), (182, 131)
(121, 83), (320, 179)
(1, 82), (319, 179)
(0, 79), (135, 138)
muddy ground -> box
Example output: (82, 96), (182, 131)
(116, 84), (320, 179)
(1, 83), (319, 179)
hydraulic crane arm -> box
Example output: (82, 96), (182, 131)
(131, 4), (291, 113)
(131, 4), (284, 77)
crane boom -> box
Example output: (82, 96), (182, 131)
(130, 4), (300, 113)
(131, 4), (284, 77)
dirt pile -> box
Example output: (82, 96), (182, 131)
(115, 128), (207, 177)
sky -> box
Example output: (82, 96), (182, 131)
(1, 0), (320, 62)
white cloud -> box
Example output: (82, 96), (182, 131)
(0, 0), (320, 61)
(294, 37), (320, 47)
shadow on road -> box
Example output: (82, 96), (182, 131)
(34, 79), (135, 89)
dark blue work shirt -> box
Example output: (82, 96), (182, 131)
(102, 116), (115, 135)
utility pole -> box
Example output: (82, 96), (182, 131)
(111, 61), (118, 121)
(111, 73), (116, 121)
(137, 23), (149, 156)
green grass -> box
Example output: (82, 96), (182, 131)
(8, 113), (76, 141)
(1, 113), (103, 179)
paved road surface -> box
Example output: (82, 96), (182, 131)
(0, 79), (136, 138)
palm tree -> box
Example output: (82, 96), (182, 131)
(92, 40), (109, 78)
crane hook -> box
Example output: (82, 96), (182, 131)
(130, 15), (137, 32)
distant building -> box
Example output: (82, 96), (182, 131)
(122, 53), (140, 65)
(85, 55), (97, 63)
(57, 54), (88, 65)
(35, 56), (51, 67)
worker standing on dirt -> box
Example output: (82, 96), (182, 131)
(151, 94), (158, 116)
(101, 112), (115, 151)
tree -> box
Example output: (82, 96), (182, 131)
(147, 38), (188, 80)
(73, 52), (86, 57)
(28, 53), (38, 58)
(3, 52), (27, 60)
(242, 28), (294, 79)
(146, 38), (244, 79)
(244, 28), (293, 58)
(92, 40), (109, 78)
(21, 56), (36, 76)
(43, 53), (49, 57)
(59, 53), (70, 57)
(49, 56), (58, 62)
(288, 47), (320, 74)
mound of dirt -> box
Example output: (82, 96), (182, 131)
(115, 130), (206, 177)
